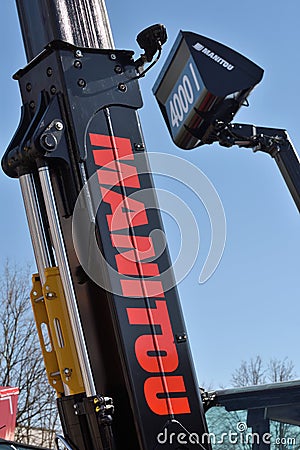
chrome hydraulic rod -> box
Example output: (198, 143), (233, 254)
(19, 174), (51, 285)
(15, 0), (114, 60)
(39, 166), (96, 397)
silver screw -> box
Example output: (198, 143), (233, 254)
(46, 291), (56, 299)
(118, 83), (127, 93)
(75, 49), (83, 58)
(55, 121), (64, 131)
(74, 60), (82, 69)
(77, 78), (86, 88)
(110, 53), (117, 60)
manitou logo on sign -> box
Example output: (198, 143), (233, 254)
(90, 133), (191, 416)
(193, 42), (235, 71)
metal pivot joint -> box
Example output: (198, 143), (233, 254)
(2, 41), (141, 181)
(214, 121), (300, 212)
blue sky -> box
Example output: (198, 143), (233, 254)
(0, 0), (299, 388)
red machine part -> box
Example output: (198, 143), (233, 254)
(0, 386), (19, 440)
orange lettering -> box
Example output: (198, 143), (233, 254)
(90, 133), (133, 160)
(120, 280), (164, 298)
(127, 300), (178, 372)
(100, 188), (148, 232)
(144, 376), (191, 415)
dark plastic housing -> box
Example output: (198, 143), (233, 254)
(153, 31), (264, 149)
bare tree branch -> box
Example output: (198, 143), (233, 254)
(231, 355), (296, 388)
(267, 358), (296, 383)
(231, 355), (267, 387)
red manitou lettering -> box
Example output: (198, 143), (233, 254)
(112, 234), (159, 277)
(127, 300), (178, 373)
(97, 164), (140, 188)
(90, 133), (133, 160)
(111, 234), (155, 260)
(100, 187), (148, 232)
(120, 279), (164, 298)
(91, 133), (191, 417)
(91, 133), (140, 188)
(116, 252), (159, 276)
(144, 376), (191, 415)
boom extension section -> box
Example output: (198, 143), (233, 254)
(2, 33), (210, 450)
(214, 122), (300, 212)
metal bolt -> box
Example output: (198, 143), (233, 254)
(77, 78), (86, 88)
(41, 133), (57, 151)
(64, 368), (71, 376)
(74, 60), (82, 69)
(29, 101), (35, 109)
(50, 85), (57, 95)
(118, 83), (127, 93)
(110, 53), (117, 60)
(55, 121), (64, 131)
(114, 65), (123, 74)
(46, 291), (56, 299)
(134, 143), (145, 151)
(46, 67), (53, 77)
(75, 49), (83, 58)
(176, 333), (187, 343)
(50, 371), (60, 377)
(26, 83), (32, 92)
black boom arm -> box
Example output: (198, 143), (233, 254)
(214, 122), (300, 212)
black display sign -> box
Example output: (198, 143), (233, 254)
(153, 31), (264, 149)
